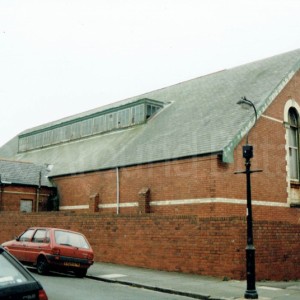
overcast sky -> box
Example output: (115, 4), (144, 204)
(0, 0), (300, 147)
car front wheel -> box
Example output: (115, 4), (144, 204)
(36, 257), (49, 275)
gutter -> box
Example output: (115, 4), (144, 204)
(36, 171), (42, 212)
(0, 175), (12, 211)
(48, 151), (223, 179)
(116, 167), (120, 215)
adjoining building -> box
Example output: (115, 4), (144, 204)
(1, 49), (300, 280)
(0, 159), (55, 212)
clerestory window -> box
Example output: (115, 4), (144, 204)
(288, 107), (300, 180)
(18, 98), (164, 152)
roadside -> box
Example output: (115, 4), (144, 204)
(87, 262), (300, 300)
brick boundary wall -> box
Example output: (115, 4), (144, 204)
(0, 212), (299, 281)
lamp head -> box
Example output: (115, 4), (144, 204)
(237, 96), (252, 110)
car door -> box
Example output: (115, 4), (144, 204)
(8, 229), (35, 262)
(25, 229), (50, 263)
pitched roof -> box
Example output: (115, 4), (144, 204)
(0, 159), (53, 187)
(1, 49), (300, 177)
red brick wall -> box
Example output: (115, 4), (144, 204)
(0, 212), (299, 281)
(54, 157), (219, 209)
(52, 154), (290, 215)
(52, 153), (300, 223)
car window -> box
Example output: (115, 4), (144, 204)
(54, 230), (90, 249)
(32, 229), (49, 243)
(0, 254), (28, 287)
(19, 229), (35, 242)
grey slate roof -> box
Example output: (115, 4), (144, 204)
(1, 49), (300, 177)
(0, 160), (53, 187)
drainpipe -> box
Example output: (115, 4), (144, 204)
(0, 175), (12, 211)
(36, 171), (41, 212)
(116, 167), (120, 215)
(0, 174), (12, 211)
(0, 175), (2, 211)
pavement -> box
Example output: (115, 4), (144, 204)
(87, 262), (300, 300)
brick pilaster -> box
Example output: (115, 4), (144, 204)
(89, 193), (100, 212)
(137, 187), (150, 214)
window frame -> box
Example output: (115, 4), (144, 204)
(285, 103), (300, 182)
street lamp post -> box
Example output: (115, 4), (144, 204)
(235, 97), (262, 299)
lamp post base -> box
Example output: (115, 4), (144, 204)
(244, 289), (258, 299)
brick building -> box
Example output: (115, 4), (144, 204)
(0, 159), (55, 212)
(0, 49), (300, 280)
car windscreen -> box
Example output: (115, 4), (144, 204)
(54, 230), (90, 249)
(0, 253), (29, 287)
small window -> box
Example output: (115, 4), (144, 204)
(19, 229), (35, 242)
(32, 229), (47, 243)
(288, 108), (300, 180)
(20, 200), (33, 213)
(146, 104), (160, 119)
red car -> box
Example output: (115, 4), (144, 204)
(2, 227), (94, 278)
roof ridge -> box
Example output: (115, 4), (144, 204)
(0, 158), (46, 168)
(0, 158), (33, 164)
